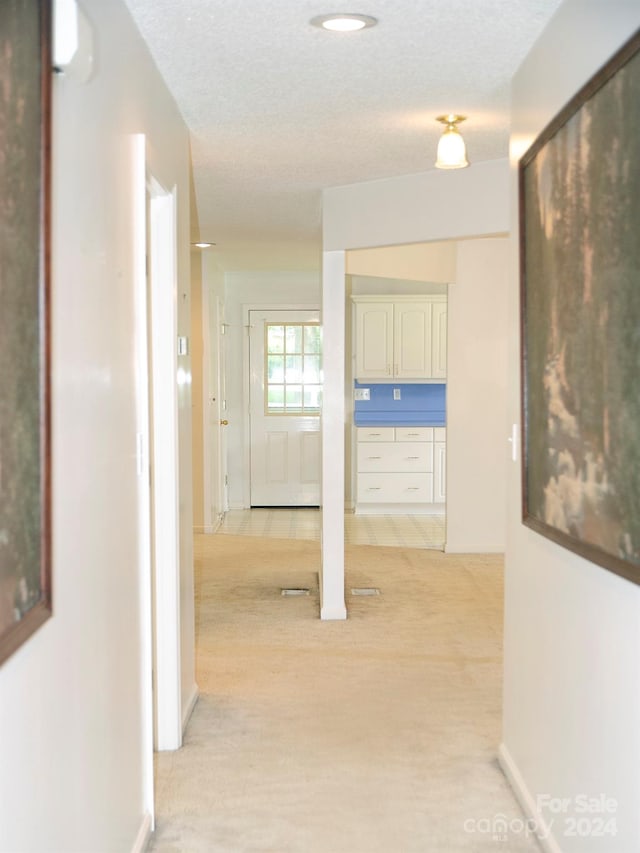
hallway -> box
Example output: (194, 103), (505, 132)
(149, 533), (538, 852)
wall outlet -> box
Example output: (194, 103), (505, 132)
(393, 388), (401, 400)
(354, 388), (370, 401)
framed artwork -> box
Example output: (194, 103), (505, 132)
(519, 29), (640, 585)
(0, 0), (52, 665)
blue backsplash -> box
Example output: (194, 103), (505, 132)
(354, 382), (446, 426)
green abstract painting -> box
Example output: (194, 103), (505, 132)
(520, 29), (640, 585)
(0, 0), (51, 664)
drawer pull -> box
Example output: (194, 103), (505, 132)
(367, 455), (382, 460)
(407, 433), (420, 436)
(405, 456), (420, 460)
(367, 487), (381, 491)
(369, 433), (381, 436)
(407, 487), (421, 491)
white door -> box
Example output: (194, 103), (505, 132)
(249, 310), (321, 506)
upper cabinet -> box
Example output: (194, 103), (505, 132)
(353, 295), (447, 382)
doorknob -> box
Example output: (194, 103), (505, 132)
(220, 419), (229, 426)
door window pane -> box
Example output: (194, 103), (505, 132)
(304, 385), (322, 409)
(285, 385), (302, 409)
(304, 325), (321, 353)
(267, 385), (285, 408)
(266, 322), (322, 414)
(267, 355), (284, 382)
(285, 325), (302, 354)
(285, 355), (302, 382)
(303, 355), (321, 383)
(267, 325), (285, 353)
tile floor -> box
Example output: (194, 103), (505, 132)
(218, 508), (446, 549)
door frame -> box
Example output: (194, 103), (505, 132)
(203, 289), (227, 528)
(132, 134), (154, 825)
(148, 173), (182, 751)
(241, 302), (319, 508)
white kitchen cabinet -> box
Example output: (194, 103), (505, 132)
(433, 427), (447, 503)
(355, 426), (446, 514)
(353, 302), (393, 379)
(431, 301), (448, 380)
(353, 296), (447, 381)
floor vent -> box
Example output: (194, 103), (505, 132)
(281, 588), (311, 596)
(351, 587), (380, 596)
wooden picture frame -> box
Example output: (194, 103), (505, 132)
(519, 28), (640, 585)
(0, 0), (52, 665)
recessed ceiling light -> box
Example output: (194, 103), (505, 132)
(310, 13), (378, 32)
(192, 241), (215, 248)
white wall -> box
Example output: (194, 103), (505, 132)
(446, 237), (509, 552)
(0, 2), (193, 850)
(501, 3), (640, 850)
(223, 271), (320, 508)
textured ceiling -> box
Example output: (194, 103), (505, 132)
(122, 0), (564, 269)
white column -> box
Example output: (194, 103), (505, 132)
(321, 251), (347, 620)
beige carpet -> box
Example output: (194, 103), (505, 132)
(149, 535), (538, 853)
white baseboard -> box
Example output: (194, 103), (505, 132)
(444, 543), (505, 554)
(182, 682), (199, 733)
(498, 743), (561, 853)
(131, 812), (153, 853)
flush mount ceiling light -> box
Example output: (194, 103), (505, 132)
(435, 114), (470, 170)
(192, 241), (215, 248)
(310, 13), (378, 32)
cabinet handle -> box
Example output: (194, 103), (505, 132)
(369, 432), (381, 436)
(407, 432), (419, 436)
(386, 365), (391, 375)
(407, 487), (421, 491)
(368, 455), (382, 460)
(405, 456), (420, 460)
(367, 487), (381, 491)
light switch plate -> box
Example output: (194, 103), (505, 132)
(393, 388), (401, 400)
(354, 388), (370, 401)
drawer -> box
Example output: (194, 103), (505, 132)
(356, 427), (395, 442)
(357, 442), (433, 473)
(434, 427), (446, 442)
(396, 427), (433, 442)
(358, 472), (434, 503)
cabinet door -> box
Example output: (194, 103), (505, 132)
(434, 440), (446, 502)
(393, 302), (432, 378)
(431, 300), (447, 379)
(355, 302), (393, 379)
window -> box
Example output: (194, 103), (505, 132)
(265, 323), (322, 414)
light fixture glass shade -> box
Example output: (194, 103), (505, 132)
(435, 116), (469, 169)
(310, 14), (378, 32)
